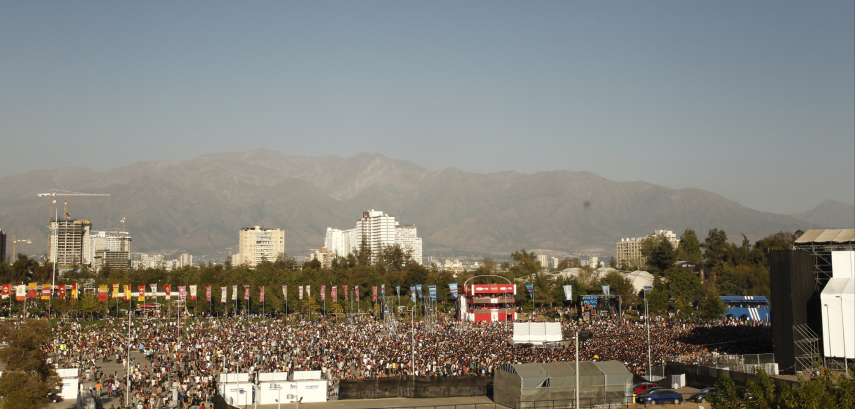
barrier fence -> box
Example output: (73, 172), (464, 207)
(338, 376), (494, 400)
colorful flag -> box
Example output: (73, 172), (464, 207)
(178, 286), (186, 301)
(59, 285), (67, 298)
(306, 285), (311, 298)
(138, 285), (146, 301)
(396, 286), (400, 297)
(320, 285), (326, 301)
(259, 286), (265, 302)
(372, 286), (377, 303)
(15, 285), (26, 301)
(41, 284), (51, 300)
(231, 285), (238, 301)
(343, 285), (348, 300)
(205, 286), (212, 302)
(415, 284), (423, 299)
(149, 283), (157, 296)
(163, 285), (171, 298)
(449, 283), (458, 299)
(98, 285), (109, 302)
(428, 285), (437, 301)
(71, 283), (79, 299)
(189, 285), (197, 301)
(1, 284), (9, 300)
(282, 285), (287, 301)
(220, 286), (228, 303)
(525, 283), (534, 298)
(298, 286), (303, 300)
(410, 286), (416, 302)
(112, 283), (120, 299)
(331, 286), (337, 301)
(27, 283), (37, 299)
(381, 284), (385, 297)
(355, 286), (359, 302)
(124, 284), (131, 300)
(243, 285), (249, 300)
(601, 285), (609, 296)
(563, 285), (573, 301)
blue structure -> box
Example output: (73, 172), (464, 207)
(720, 296), (770, 322)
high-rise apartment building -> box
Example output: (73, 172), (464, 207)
(48, 219), (92, 271)
(234, 226), (285, 268)
(323, 210), (423, 265)
(537, 254), (549, 269)
(88, 230), (132, 271)
(616, 230), (678, 269)
(178, 253), (193, 268)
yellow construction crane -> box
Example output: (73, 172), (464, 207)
(37, 190), (110, 220)
(7, 236), (31, 262)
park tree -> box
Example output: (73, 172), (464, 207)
(641, 233), (677, 275)
(509, 250), (540, 278)
(0, 320), (60, 409)
(666, 269), (703, 309)
(676, 229), (703, 264)
(700, 284), (727, 321)
(702, 228), (731, 268)
(599, 270), (637, 306)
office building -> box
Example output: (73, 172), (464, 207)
(48, 219), (92, 271)
(394, 224), (423, 266)
(537, 254), (549, 269)
(178, 253), (193, 268)
(234, 226), (286, 268)
(616, 230), (678, 269)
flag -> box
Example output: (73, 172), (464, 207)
(449, 283), (458, 299)
(343, 285), (348, 300)
(189, 285), (197, 301)
(59, 285), (67, 298)
(220, 286), (228, 303)
(331, 286), (337, 301)
(299, 286), (303, 300)
(415, 284), (422, 299)
(355, 286), (359, 302)
(1, 284), (9, 300)
(525, 283), (534, 299)
(410, 286), (416, 302)
(178, 286), (186, 301)
(205, 286), (212, 302)
(396, 286), (400, 297)
(138, 285), (146, 301)
(98, 285), (109, 302)
(282, 285), (287, 301)
(306, 285), (310, 298)
(149, 283), (157, 296)
(163, 285), (171, 298)
(112, 283), (120, 299)
(428, 285), (437, 301)
(259, 286), (265, 302)
(231, 285), (237, 301)
(27, 283), (37, 299)
(41, 284), (51, 300)
(243, 285), (250, 300)
(381, 284), (385, 297)
(563, 285), (573, 301)
(124, 284), (131, 300)
(71, 283), (79, 299)
(320, 285), (325, 301)
(372, 286), (377, 303)
(16, 285), (26, 301)
(601, 285), (609, 296)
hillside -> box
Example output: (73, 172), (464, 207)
(790, 199), (855, 229)
(0, 149), (817, 259)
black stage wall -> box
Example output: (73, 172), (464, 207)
(769, 250), (822, 374)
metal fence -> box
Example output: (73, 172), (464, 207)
(338, 376), (494, 400)
(662, 353), (775, 374)
(331, 400), (633, 409)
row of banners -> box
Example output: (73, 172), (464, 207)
(0, 282), (470, 304)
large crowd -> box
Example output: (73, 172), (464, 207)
(33, 309), (771, 408)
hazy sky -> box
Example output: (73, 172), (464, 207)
(2, 1), (853, 214)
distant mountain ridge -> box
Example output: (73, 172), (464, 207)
(0, 149), (827, 259)
(790, 199), (855, 228)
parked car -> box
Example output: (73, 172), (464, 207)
(637, 388), (683, 405)
(633, 382), (661, 394)
(689, 387), (717, 403)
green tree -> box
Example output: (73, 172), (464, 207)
(599, 270), (637, 306)
(0, 320), (60, 409)
(665, 269), (703, 309)
(700, 284), (727, 321)
(641, 233), (677, 275)
(676, 228), (703, 264)
(702, 228), (731, 269)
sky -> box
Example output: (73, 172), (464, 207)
(2, 1), (853, 214)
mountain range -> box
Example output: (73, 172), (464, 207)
(0, 149), (851, 260)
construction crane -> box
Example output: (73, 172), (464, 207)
(37, 190), (110, 220)
(61, 199), (104, 219)
(7, 236), (31, 263)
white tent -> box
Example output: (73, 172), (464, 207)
(821, 251), (854, 359)
(622, 271), (654, 293)
(513, 322), (562, 345)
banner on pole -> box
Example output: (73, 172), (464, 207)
(221, 286), (228, 303)
(164, 285), (171, 298)
(381, 284), (385, 297)
(343, 285), (348, 301)
(259, 286), (265, 303)
(149, 283), (157, 296)
(231, 285), (238, 301)
(372, 286), (377, 303)
(205, 286), (212, 302)
(124, 284), (131, 300)
(525, 283), (534, 299)
(41, 284), (51, 300)
(178, 286), (186, 301)
(563, 285), (573, 301)
(111, 283), (120, 299)
(138, 285), (146, 301)
(320, 285), (325, 301)
(59, 285), (67, 298)
(189, 284), (197, 301)
(415, 284), (422, 299)
(282, 285), (287, 301)
(601, 285), (609, 296)
(354, 286), (359, 302)
(1, 284), (9, 300)
(16, 285), (26, 301)
(449, 283), (458, 299)
(27, 283), (37, 299)
(306, 285), (310, 298)
(331, 286), (337, 301)
(410, 286), (416, 302)
(396, 286), (400, 297)
(428, 285), (437, 301)
(72, 283), (79, 300)
(299, 286), (303, 300)
(98, 285), (109, 302)
(242, 285), (249, 300)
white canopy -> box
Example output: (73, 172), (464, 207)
(821, 251), (854, 359)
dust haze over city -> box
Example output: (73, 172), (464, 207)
(0, 2), (854, 408)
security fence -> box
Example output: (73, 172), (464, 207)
(663, 353), (776, 374)
(338, 376), (494, 400)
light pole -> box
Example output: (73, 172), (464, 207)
(126, 308), (131, 405)
(405, 306), (417, 377)
(643, 287), (652, 378)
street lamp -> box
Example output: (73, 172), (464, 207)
(643, 286), (652, 378)
(404, 306), (416, 377)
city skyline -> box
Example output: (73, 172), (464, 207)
(0, 2), (852, 215)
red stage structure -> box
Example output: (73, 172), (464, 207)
(460, 284), (516, 322)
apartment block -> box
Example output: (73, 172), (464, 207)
(235, 226), (285, 268)
(616, 230), (679, 269)
(323, 210), (423, 265)
(48, 219), (92, 270)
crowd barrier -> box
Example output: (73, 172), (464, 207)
(338, 376), (493, 399)
(663, 362), (798, 390)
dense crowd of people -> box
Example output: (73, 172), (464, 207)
(32, 309), (771, 408)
